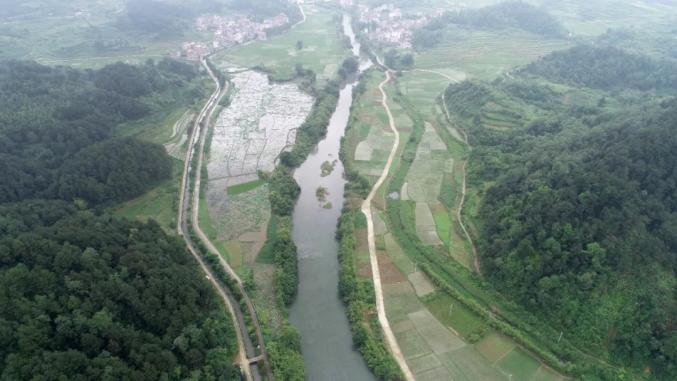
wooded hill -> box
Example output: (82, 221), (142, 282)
(0, 59), (242, 380)
(0, 59), (198, 205)
(445, 45), (677, 380)
(0, 201), (239, 380)
(522, 45), (677, 91)
(449, 1), (568, 38)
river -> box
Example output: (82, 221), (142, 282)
(288, 14), (376, 381)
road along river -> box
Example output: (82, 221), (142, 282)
(288, 15), (376, 381)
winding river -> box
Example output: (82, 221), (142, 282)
(288, 15), (376, 381)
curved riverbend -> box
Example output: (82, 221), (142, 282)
(288, 15), (376, 381)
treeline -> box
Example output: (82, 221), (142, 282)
(523, 45), (677, 91)
(0, 201), (239, 380)
(384, 50), (414, 70)
(0, 59), (198, 205)
(257, 66), (345, 381)
(334, 71), (406, 380)
(336, 210), (403, 380)
(413, 1), (567, 49)
(449, 1), (567, 38)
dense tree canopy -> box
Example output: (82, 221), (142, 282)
(0, 201), (239, 380)
(523, 45), (677, 91)
(445, 46), (677, 379)
(0, 59), (196, 205)
(449, 1), (568, 38)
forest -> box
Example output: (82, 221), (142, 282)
(448, 1), (567, 38)
(445, 45), (677, 379)
(0, 202), (239, 380)
(523, 45), (677, 91)
(0, 59), (198, 205)
(0, 58), (243, 379)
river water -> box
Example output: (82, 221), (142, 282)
(288, 15), (376, 381)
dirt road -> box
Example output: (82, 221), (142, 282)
(361, 67), (416, 381)
(177, 57), (269, 381)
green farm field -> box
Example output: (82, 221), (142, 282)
(214, 3), (349, 81)
(113, 159), (182, 233)
(0, 0), (214, 67)
(348, 50), (568, 379)
(415, 27), (570, 80)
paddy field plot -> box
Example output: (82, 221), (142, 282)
(207, 69), (312, 185)
(542, 0), (677, 36)
(348, 71), (397, 179)
(383, 279), (504, 381)
(203, 68), (311, 277)
(400, 70), (466, 109)
(214, 4), (349, 81)
(415, 27), (569, 81)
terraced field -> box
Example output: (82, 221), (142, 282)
(542, 0), (677, 36)
(348, 70), (397, 180)
(415, 27), (569, 80)
(214, 3), (349, 81)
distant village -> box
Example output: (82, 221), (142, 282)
(179, 12), (291, 60)
(341, 1), (447, 49)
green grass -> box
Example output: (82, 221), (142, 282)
(116, 78), (208, 143)
(112, 159), (181, 232)
(257, 214), (279, 264)
(214, 3), (348, 81)
(1, 0), (215, 66)
(198, 194), (219, 243)
(545, 0), (677, 37)
(228, 179), (265, 196)
(498, 348), (542, 380)
(423, 291), (486, 338)
(432, 209), (452, 248)
(476, 333), (516, 363)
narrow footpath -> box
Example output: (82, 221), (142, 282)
(190, 61), (272, 380)
(440, 90), (481, 274)
(361, 66), (416, 381)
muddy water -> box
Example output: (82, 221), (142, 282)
(288, 15), (376, 381)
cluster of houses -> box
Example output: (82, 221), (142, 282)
(354, 3), (446, 49)
(179, 13), (290, 60)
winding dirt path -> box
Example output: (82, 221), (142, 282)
(440, 91), (481, 274)
(177, 59), (254, 381)
(178, 57), (272, 381)
(291, 1), (307, 29)
(191, 60), (272, 380)
(361, 68), (416, 381)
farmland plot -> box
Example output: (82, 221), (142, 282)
(207, 69), (312, 185)
(204, 68), (312, 277)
